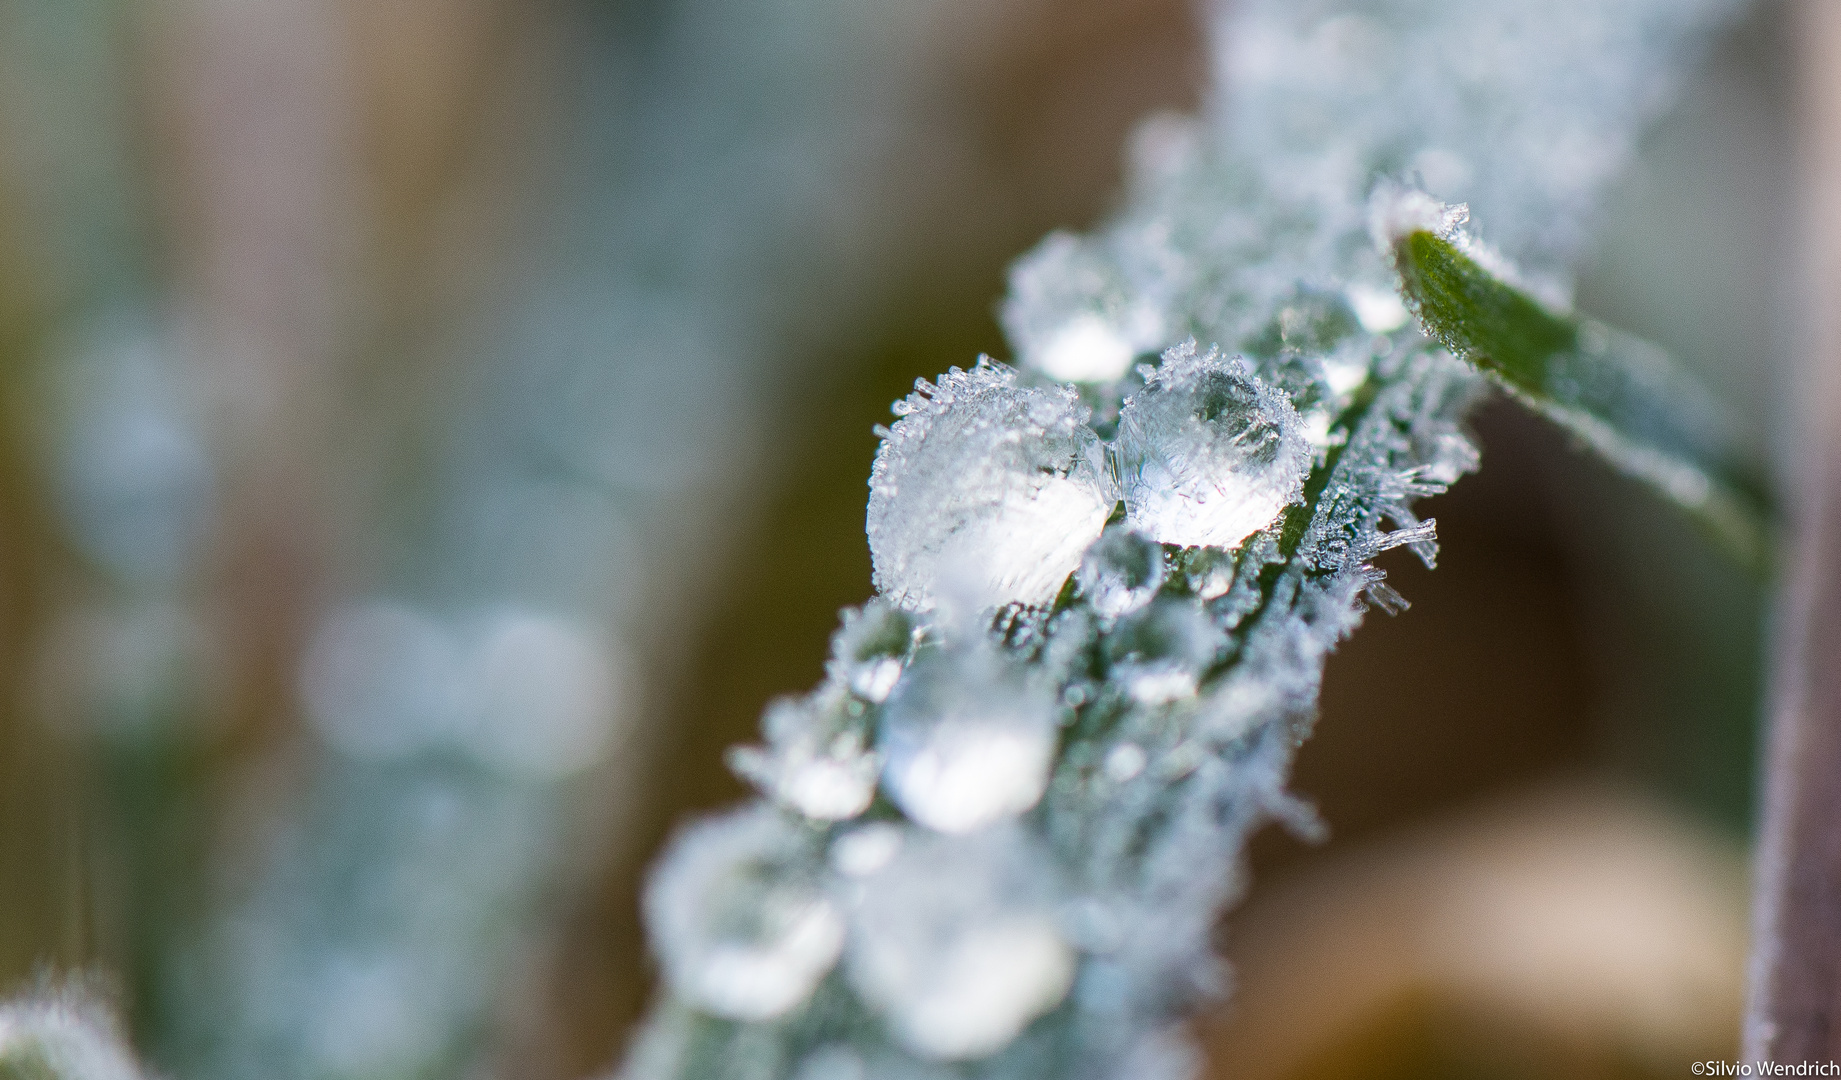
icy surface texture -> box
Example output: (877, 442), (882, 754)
(623, 0), (1740, 1076)
(1002, 0), (1741, 377)
(868, 364), (1115, 612)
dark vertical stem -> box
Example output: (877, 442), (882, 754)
(1743, 0), (1841, 1062)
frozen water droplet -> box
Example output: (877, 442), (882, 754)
(1320, 354), (1371, 398)
(1036, 314), (1136, 383)
(846, 828), (1076, 1061)
(1114, 343), (1310, 550)
(1076, 528), (1165, 618)
(867, 364), (1115, 612)
(1300, 408), (1335, 450)
(646, 810), (843, 1021)
(831, 822), (904, 878)
(1182, 547), (1237, 601)
(731, 691), (880, 821)
(1002, 231), (1166, 384)
(851, 659), (902, 703)
(828, 603), (912, 702)
(879, 647), (1058, 834)
(1108, 599), (1222, 706)
(1344, 284), (1408, 334)
(1103, 742), (1147, 782)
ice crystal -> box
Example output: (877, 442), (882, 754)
(646, 810), (846, 1022)
(867, 364), (1114, 612)
(877, 645), (1059, 835)
(845, 827), (1076, 1061)
(1114, 344), (1311, 550)
(730, 689), (881, 821)
(623, 0), (1745, 1076)
(1076, 528), (1166, 619)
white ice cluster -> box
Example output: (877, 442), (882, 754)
(626, 0), (1741, 1076)
(867, 347), (1310, 614)
(0, 992), (147, 1080)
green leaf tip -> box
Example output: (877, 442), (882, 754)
(1392, 227), (1775, 574)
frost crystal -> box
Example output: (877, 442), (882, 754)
(1115, 344), (1310, 550)
(645, 811), (845, 1022)
(878, 646), (1059, 835)
(867, 364), (1115, 612)
(846, 828), (1075, 1061)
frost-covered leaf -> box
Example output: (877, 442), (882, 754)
(1389, 220), (1772, 567)
(620, 0), (1752, 1076)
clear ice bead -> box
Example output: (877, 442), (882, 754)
(845, 827), (1076, 1061)
(878, 646), (1059, 835)
(1114, 343), (1310, 550)
(826, 603), (913, 704)
(645, 810), (843, 1022)
(1076, 527), (1166, 618)
(1001, 232), (1166, 384)
(729, 689), (880, 822)
(867, 364), (1116, 613)
(1107, 599), (1224, 706)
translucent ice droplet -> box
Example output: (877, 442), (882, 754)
(831, 822), (904, 878)
(1345, 283), (1408, 334)
(1036, 314), (1136, 383)
(1002, 231), (1165, 384)
(645, 810), (843, 1021)
(846, 828), (1076, 1061)
(1107, 599), (1223, 706)
(1076, 528), (1165, 618)
(867, 364), (1115, 612)
(730, 689), (880, 821)
(827, 602), (913, 704)
(878, 647), (1059, 834)
(1114, 343), (1310, 550)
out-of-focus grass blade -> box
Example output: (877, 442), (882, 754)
(1392, 228), (1774, 572)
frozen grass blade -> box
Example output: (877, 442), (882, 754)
(1392, 226), (1773, 570)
